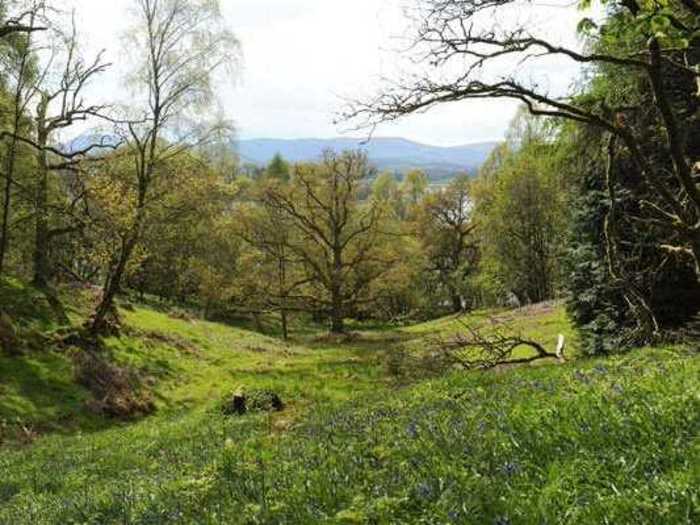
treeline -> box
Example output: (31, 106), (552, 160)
(0, 0), (569, 339)
(0, 0), (239, 336)
(2, 0), (700, 353)
(119, 135), (570, 336)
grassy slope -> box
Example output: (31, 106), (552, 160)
(1, 280), (698, 523)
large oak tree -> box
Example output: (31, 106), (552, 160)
(262, 151), (388, 333)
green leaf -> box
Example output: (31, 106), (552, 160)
(650, 15), (671, 33)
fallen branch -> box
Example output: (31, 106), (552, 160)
(436, 317), (565, 370)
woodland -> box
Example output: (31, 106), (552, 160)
(0, 0), (699, 523)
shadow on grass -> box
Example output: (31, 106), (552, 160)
(0, 353), (114, 437)
(0, 335), (179, 442)
(1, 278), (57, 331)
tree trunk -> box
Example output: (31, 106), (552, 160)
(329, 245), (345, 333)
(330, 310), (345, 334)
(280, 308), (288, 340)
(0, 127), (20, 275)
(451, 293), (463, 313)
(0, 15), (36, 276)
(0, 166), (13, 275)
(90, 148), (150, 336)
(604, 134), (659, 342)
(278, 257), (289, 340)
(329, 276), (344, 333)
(90, 236), (134, 336)
(32, 107), (50, 288)
(32, 172), (49, 287)
(30, 128), (69, 331)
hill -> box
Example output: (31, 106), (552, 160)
(236, 137), (498, 181)
(66, 135), (497, 182)
(1, 279), (699, 523)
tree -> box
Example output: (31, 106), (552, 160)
(416, 174), (478, 312)
(90, 0), (239, 335)
(0, 0), (42, 274)
(562, 93), (700, 352)
(122, 150), (237, 308)
(262, 150), (387, 333)
(0, 5), (110, 297)
(372, 171), (399, 201)
(265, 153), (290, 182)
(473, 110), (567, 305)
(30, 23), (109, 289)
(234, 181), (309, 339)
(345, 0), (700, 284)
(372, 170), (405, 218)
(401, 168), (429, 206)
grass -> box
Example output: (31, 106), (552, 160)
(1, 279), (699, 523)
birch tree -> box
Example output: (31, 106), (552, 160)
(90, 0), (239, 334)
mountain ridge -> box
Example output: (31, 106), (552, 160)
(236, 136), (498, 180)
(67, 134), (499, 181)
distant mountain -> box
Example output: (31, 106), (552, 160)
(236, 137), (498, 181)
(65, 134), (498, 182)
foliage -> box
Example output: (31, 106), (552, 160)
(473, 110), (568, 306)
(401, 168), (429, 208)
(415, 174), (478, 313)
(344, 0), (700, 346)
(259, 151), (393, 333)
(562, 6), (700, 352)
(265, 153), (290, 182)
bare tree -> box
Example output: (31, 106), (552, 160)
(90, 0), (239, 335)
(31, 21), (110, 289)
(344, 0), (700, 279)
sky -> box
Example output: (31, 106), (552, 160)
(65, 0), (589, 147)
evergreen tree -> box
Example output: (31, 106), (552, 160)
(265, 153), (290, 182)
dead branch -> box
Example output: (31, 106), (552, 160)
(436, 316), (565, 370)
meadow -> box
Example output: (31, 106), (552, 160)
(1, 280), (698, 524)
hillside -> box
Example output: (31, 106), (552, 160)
(1, 280), (698, 523)
(236, 137), (498, 181)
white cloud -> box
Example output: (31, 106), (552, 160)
(61, 0), (590, 146)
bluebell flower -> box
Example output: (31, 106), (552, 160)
(501, 461), (519, 476)
(574, 370), (590, 383)
(416, 482), (433, 500)
(406, 421), (419, 439)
